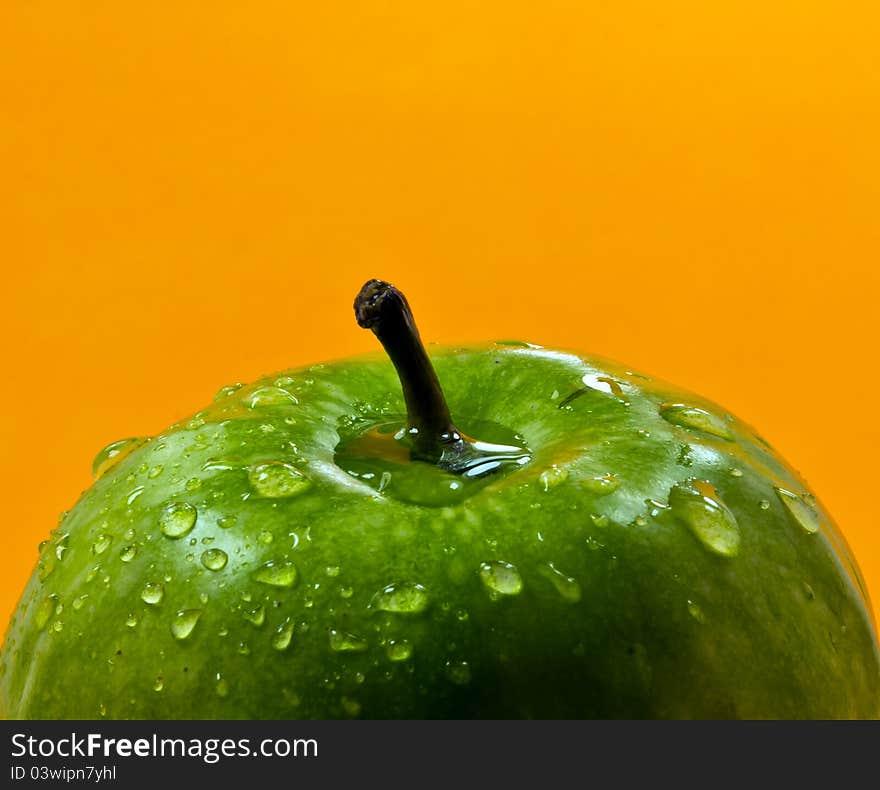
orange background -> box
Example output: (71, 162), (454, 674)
(2, 2), (879, 628)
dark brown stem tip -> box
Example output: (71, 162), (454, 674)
(354, 279), (408, 330)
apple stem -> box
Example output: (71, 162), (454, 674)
(354, 280), (466, 466)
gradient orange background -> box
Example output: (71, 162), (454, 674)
(2, 2), (879, 629)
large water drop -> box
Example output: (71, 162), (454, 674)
(669, 479), (741, 557)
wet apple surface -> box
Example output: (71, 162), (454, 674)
(1, 283), (877, 718)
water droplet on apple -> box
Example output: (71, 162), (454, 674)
(253, 560), (298, 588)
(659, 403), (733, 440)
(201, 548), (228, 571)
(92, 437), (149, 479)
(759, 499), (771, 510)
(272, 620), (294, 651)
(248, 462), (309, 498)
(140, 582), (165, 605)
(35, 595), (58, 629)
(170, 609), (202, 640)
(126, 613), (139, 627)
(92, 533), (112, 555)
(539, 465), (568, 492)
(539, 563), (582, 603)
(159, 502), (197, 538)
(687, 600), (706, 623)
(216, 674), (230, 697)
(274, 375), (296, 389)
(378, 470), (392, 493)
(50, 534), (67, 564)
(479, 561), (524, 597)
(669, 479), (741, 557)
(148, 465), (164, 479)
(581, 373), (627, 400)
(153, 676), (164, 692)
(371, 582), (430, 614)
(329, 629), (368, 653)
(244, 387), (298, 409)
(185, 477), (202, 492)
(590, 513), (610, 527)
(581, 473), (620, 496)
(217, 514), (237, 529)
(214, 382), (243, 400)
(676, 444), (694, 467)
(445, 660), (471, 685)
(646, 498), (669, 517)
(202, 459), (236, 473)
(775, 487), (820, 534)
(127, 485), (146, 506)
(387, 640), (413, 662)
(493, 339), (538, 347)
(242, 605), (266, 627)
(120, 545), (137, 563)
(72, 594), (88, 611)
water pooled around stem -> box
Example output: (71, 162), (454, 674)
(351, 280), (531, 498)
(335, 418), (530, 506)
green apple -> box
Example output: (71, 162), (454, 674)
(1, 280), (878, 719)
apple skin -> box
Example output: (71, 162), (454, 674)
(1, 344), (878, 719)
